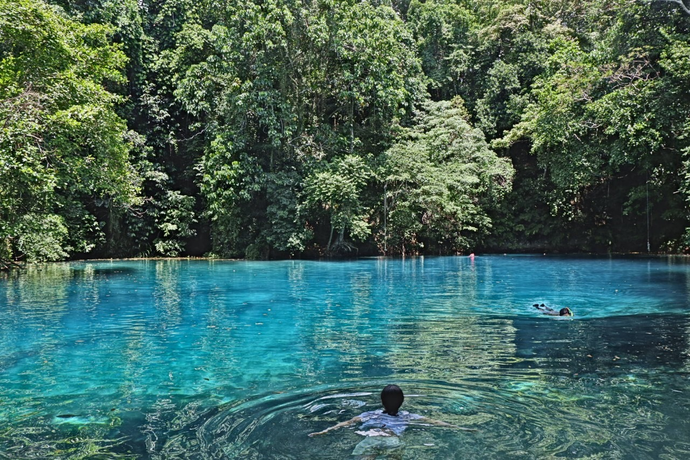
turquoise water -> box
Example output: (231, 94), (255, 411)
(0, 255), (688, 459)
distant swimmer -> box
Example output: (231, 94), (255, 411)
(533, 304), (573, 317)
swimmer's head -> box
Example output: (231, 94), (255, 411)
(381, 384), (404, 416)
(559, 307), (573, 316)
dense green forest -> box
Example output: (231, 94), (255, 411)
(2, 0), (690, 264)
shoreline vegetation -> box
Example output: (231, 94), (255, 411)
(2, 0), (690, 267)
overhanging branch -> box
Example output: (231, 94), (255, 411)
(657, 0), (690, 15)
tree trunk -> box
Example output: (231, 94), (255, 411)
(337, 227), (345, 247)
(327, 223), (335, 252)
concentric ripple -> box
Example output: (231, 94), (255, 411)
(145, 375), (690, 459)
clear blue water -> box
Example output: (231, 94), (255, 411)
(0, 255), (689, 459)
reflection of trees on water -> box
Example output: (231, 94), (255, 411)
(294, 260), (409, 382)
(195, 262), (246, 392)
(1, 263), (71, 321)
(313, 268), (378, 378)
(0, 265), (70, 415)
(372, 257), (519, 383)
(387, 317), (518, 382)
(154, 260), (183, 327)
(292, 257), (521, 384)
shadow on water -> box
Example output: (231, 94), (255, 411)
(509, 313), (690, 375)
(70, 266), (140, 278)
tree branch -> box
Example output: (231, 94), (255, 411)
(657, 0), (690, 15)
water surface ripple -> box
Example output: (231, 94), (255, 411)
(0, 256), (688, 458)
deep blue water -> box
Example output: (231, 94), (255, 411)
(0, 256), (688, 458)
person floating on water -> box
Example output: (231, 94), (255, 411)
(534, 303), (573, 317)
(309, 385), (474, 458)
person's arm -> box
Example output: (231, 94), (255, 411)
(419, 416), (477, 432)
(308, 416), (362, 437)
(534, 304), (557, 316)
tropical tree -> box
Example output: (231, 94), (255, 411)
(383, 98), (514, 254)
(496, 0), (690, 251)
(0, 0), (139, 265)
(305, 155), (373, 253)
(190, 0), (425, 257)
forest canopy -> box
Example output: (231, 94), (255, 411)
(1, 0), (690, 263)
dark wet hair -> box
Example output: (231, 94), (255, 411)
(559, 307), (573, 316)
(381, 384), (404, 416)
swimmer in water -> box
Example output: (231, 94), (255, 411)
(309, 385), (475, 458)
(309, 385), (474, 437)
(534, 304), (573, 317)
